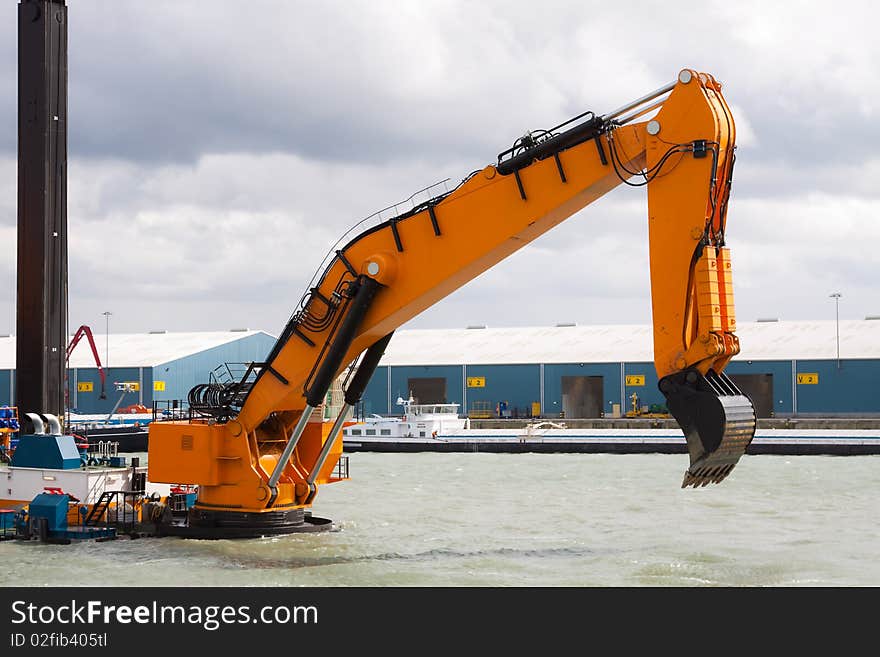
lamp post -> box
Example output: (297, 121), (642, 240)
(102, 311), (112, 374)
(829, 293), (841, 369)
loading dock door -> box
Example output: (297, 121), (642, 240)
(407, 377), (447, 404)
(561, 376), (603, 418)
(728, 373), (774, 418)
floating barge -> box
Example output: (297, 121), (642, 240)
(343, 427), (880, 456)
(339, 400), (880, 456)
(62, 411), (880, 457)
(66, 413), (153, 453)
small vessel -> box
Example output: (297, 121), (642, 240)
(65, 412), (153, 453)
(342, 394), (469, 443)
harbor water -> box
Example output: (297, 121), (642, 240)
(1, 452), (877, 587)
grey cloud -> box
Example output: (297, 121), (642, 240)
(1, 1), (872, 178)
(1, 2), (559, 165)
(2, 0), (879, 337)
(0, 2), (873, 174)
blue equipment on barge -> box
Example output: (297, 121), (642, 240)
(14, 490), (116, 544)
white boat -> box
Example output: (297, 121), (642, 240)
(342, 395), (470, 441)
(66, 412), (154, 430)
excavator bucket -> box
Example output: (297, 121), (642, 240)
(660, 369), (756, 488)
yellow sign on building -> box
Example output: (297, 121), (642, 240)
(466, 376), (486, 388)
(625, 375), (646, 386)
(153, 381), (166, 392)
(797, 373), (819, 385)
(77, 382), (93, 392)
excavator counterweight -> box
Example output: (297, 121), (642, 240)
(147, 68), (756, 537)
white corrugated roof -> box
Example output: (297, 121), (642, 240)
(0, 330), (276, 369)
(1, 320), (874, 370)
(379, 320), (880, 365)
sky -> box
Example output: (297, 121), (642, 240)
(0, 0), (877, 338)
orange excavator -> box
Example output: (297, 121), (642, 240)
(148, 69), (755, 538)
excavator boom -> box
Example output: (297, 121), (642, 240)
(148, 69), (756, 536)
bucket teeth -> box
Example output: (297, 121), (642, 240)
(681, 463), (736, 488)
(663, 368), (757, 489)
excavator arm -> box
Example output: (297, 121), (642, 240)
(148, 69), (756, 535)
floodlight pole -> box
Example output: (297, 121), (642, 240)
(103, 311), (112, 375)
(829, 293), (841, 369)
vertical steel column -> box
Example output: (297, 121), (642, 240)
(16, 0), (68, 420)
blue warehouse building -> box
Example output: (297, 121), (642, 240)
(2, 320), (877, 421)
(360, 319), (880, 419)
(0, 330), (276, 415)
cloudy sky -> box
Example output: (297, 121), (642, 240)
(0, 1), (877, 338)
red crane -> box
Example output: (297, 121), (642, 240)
(66, 325), (107, 400)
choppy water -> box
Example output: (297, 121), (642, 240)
(1, 452), (878, 586)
